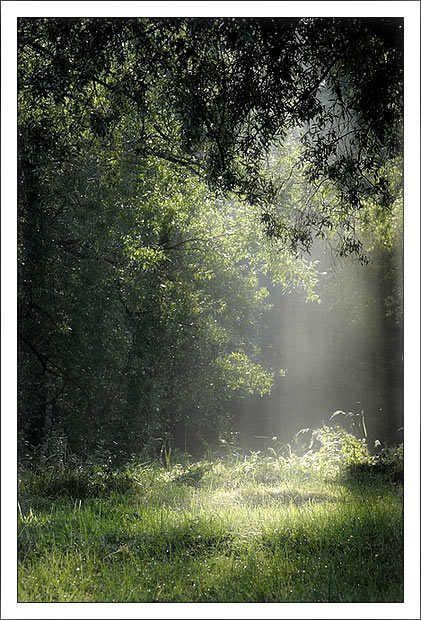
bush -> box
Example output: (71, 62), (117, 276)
(284, 425), (372, 480)
(343, 443), (403, 484)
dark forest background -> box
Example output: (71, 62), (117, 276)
(17, 17), (403, 464)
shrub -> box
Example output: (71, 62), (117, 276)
(343, 443), (403, 484)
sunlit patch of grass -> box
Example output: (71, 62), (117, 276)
(18, 448), (403, 603)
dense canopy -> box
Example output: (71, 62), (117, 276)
(19, 17), (403, 253)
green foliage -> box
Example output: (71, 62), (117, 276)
(282, 418), (403, 485)
(17, 111), (319, 458)
(18, 17), (402, 256)
(308, 425), (370, 473)
(17, 16), (403, 460)
(344, 443), (403, 484)
(214, 352), (273, 396)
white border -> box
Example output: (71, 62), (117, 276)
(2, 0), (420, 18)
(2, 2), (420, 619)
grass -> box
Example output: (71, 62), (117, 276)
(18, 438), (403, 603)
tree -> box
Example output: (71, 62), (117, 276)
(17, 112), (318, 458)
(17, 17), (403, 459)
(18, 17), (403, 258)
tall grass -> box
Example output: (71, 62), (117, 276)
(18, 428), (403, 602)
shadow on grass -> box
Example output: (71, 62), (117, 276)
(99, 527), (235, 563)
(340, 441), (403, 489)
(340, 461), (404, 490)
(18, 512), (236, 566)
(19, 465), (138, 500)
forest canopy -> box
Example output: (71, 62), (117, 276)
(17, 17), (403, 461)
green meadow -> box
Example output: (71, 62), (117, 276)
(18, 431), (403, 603)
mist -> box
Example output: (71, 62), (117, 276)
(233, 238), (403, 454)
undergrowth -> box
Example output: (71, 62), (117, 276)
(18, 425), (403, 603)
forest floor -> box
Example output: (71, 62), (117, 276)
(18, 450), (403, 603)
